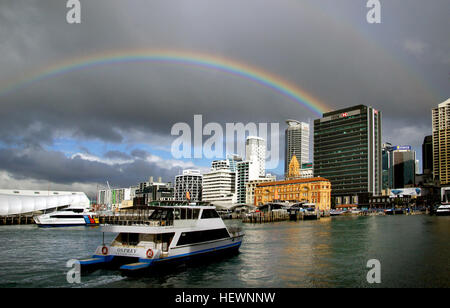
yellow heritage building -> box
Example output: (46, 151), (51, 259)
(253, 155), (332, 211)
(253, 177), (332, 211)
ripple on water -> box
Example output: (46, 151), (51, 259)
(0, 216), (449, 287)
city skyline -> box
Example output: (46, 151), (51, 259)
(0, 1), (448, 197)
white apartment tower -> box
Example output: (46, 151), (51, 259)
(202, 160), (236, 207)
(236, 160), (260, 204)
(285, 120), (310, 176)
(245, 136), (266, 177)
(432, 98), (450, 186)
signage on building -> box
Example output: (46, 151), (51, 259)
(301, 163), (313, 169)
(389, 188), (421, 197)
(393, 145), (412, 151)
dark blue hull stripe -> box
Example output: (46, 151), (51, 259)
(38, 224), (88, 228)
(84, 241), (242, 270)
(154, 241), (242, 263)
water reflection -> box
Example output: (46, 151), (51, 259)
(0, 216), (449, 287)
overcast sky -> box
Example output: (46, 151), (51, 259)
(0, 0), (448, 198)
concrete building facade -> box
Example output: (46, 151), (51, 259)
(285, 120), (310, 176)
(432, 98), (450, 186)
(236, 160), (260, 204)
(202, 160), (236, 207)
(174, 169), (203, 202)
(245, 136), (266, 177)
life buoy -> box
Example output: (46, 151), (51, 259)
(146, 248), (154, 258)
(101, 246), (108, 255)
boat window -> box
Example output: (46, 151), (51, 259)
(149, 208), (172, 220)
(201, 209), (220, 219)
(176, 228), (230, 246)
(118, 233), (140, 246)
(162, 232), (175, 252)
(192, 209), (200, 219)
(174, 209), (181, 219)
(50, 215), (85, 219)
(148, 208), (174, 225)
(178, 208), (200, 220)
(139, 233), (155, 242)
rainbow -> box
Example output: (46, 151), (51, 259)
(0, 49), (330, 115)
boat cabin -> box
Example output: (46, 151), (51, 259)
(103, 205), (227, 256)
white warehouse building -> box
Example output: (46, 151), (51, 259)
(0, 190), (90, 216)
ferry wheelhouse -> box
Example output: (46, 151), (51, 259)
(78, 202), (244, 276)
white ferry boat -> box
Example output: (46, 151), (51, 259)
(436, 204), (450, 216)
(78, 202), (244, 276)
(33, 207), (99, 227)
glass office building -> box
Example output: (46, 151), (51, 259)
(314, 105), (382, 205)
(382, 143), (392, 190)
(388, 146), (416, 188)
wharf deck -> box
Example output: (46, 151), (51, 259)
(242, 211), (321, 223)
(0, 215), (35, 225)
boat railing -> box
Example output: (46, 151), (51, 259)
(98, 209), (172, 226)
(98, 209), (204, 227)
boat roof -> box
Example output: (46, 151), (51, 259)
(150, 204), (216, 210)
(132, 201), (215, 209)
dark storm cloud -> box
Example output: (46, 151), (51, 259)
(0, 146), (178, 187)
(0, 0), (448, 188)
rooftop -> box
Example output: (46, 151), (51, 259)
(438, 98), (450, 108)
(255, 177), (330, 187)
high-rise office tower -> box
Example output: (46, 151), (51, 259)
(314, 105), (382, 204)
(245, 136), (266, 177)
(388, 146), (416, 188)
(382, 143), (392, 191)
(432, 98), (450, 185)
(236, 160), (260, 204)
(422, 135), (433, 175)
(285, 120), (310, 176)
(226, 154), (242, 172)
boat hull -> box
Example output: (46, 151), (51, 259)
(120, 240), (242, 276)
(34, 214), (99, 227)
(436, 211), (450, 216)
(80, 235), (243, 276)
(37, 223), (88, 228)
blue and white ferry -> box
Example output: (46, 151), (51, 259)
(78, 202), (244, 276)
(34, 207), (99, 227)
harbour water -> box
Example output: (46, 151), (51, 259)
(0, 215), (449, 288)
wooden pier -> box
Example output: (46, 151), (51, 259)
(1, 215), (35, 225)
(242, 210), (321, 223)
